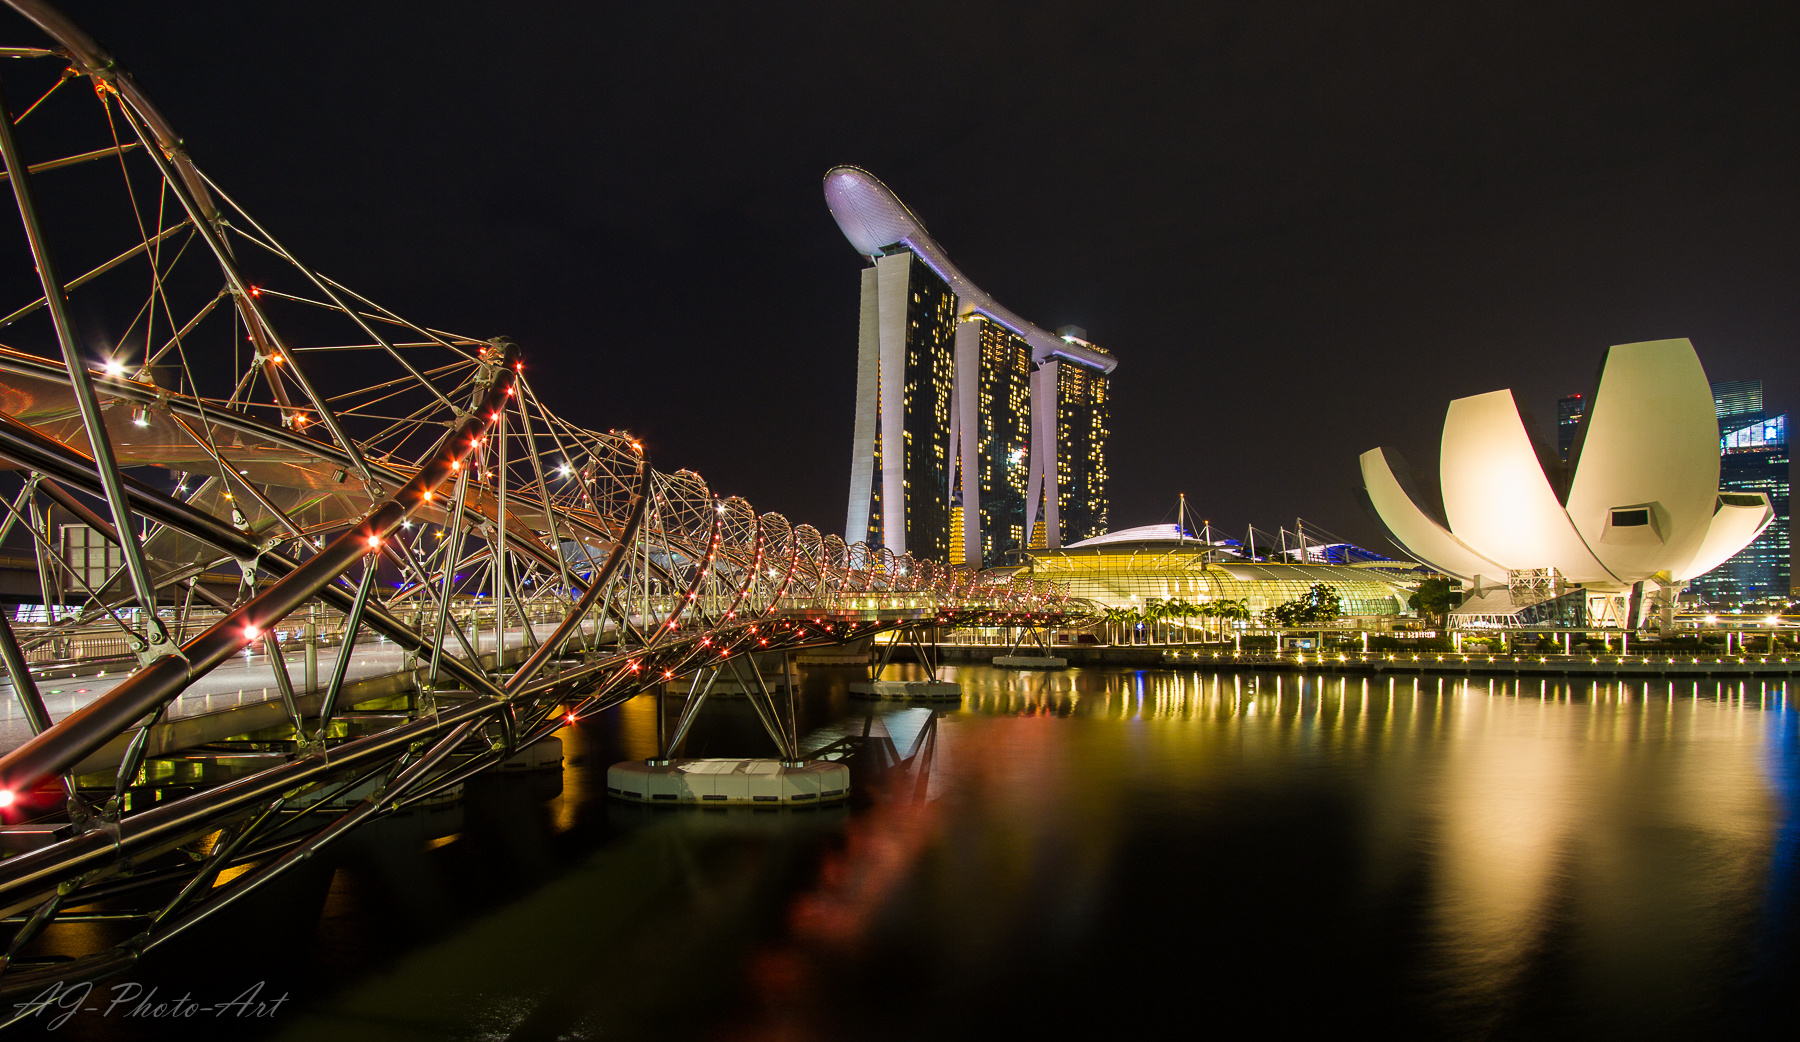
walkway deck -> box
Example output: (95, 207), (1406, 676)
(1160, 648), (1799, 678)
(0, 627), (546, 775)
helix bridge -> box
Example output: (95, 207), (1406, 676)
(0, 0), (1090, 992)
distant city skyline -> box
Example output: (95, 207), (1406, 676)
(1690, 379), (1791, 604)
(1559, 377), (1791, 604)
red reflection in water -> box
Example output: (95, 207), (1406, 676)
(719, 720), (1022, 1040)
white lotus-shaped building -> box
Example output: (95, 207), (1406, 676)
(1360, 339), (1773, 604)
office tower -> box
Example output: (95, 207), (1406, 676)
(1557, 393), (1584, 462)
(1712, 380), (1763, 432)
(1690, 380), (1791, 604)
(827, 166), (1117, 566)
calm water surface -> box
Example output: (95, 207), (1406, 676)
(22, 666), (1797, 1040)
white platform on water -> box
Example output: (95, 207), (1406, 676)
(993, 655), (1068, 669)
(847, 679), (961, 702)
(500, 736), (563, 771)
(606, 758), (849, 805)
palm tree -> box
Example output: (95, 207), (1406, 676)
(1215, 599), (1251, 642)
(1166, 598), (1200, 644)
(1100, 605), (1138, 645)
(1192, 601), (1215, 642)
(1141, 599), (1164, 644)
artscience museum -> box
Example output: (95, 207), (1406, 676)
(1360, 339), (1774, 629)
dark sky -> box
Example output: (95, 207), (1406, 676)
(16, 0), (1800, 553)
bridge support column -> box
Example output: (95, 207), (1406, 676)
(611, 651), (851, 805)
(851, 623), (962, 701)
(304, 603), (318, 694)
(993, 622), (1066, 669)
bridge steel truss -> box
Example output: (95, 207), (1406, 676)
(0, 0), (1091, 995)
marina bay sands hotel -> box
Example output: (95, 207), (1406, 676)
(825, 167), (1118, 568)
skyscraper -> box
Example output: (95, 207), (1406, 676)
(1712, 380), (1763, 431)
(827, 167), (1117, 567)
(844, 250), (957, 560)
(965, 315), (1032, 564)
(1690, 380), (1791, 604)
(1047, 327), (1110, 545)
(1556, 393), (1584, 462)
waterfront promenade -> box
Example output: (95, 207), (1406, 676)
(908, 642), (1800, 678)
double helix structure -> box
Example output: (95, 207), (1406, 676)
(0, 0), (1089, 991)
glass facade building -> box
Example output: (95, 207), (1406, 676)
(1024, 542), (1417, 619)
(1690, 380), (1791, 604)
(847, 250), (956, 559)
(973, 317), (1032, 565)
(899, 255), (957, 563)
(1712, 380), (1763, 431)
(1557, 393), (1584, 462)
(1054, 349), (1110, 544)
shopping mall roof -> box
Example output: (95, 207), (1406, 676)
(1024, 541), (1423, 617)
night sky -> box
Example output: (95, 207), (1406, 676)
(14, 1), (1800, 555)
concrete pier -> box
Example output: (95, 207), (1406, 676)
(993, 655), (1068, 669)
(848, 679), (961, 702)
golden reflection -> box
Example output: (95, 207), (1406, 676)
(615, 691), (660, 759)
(937, 665), (1786, 1020)
(547, 711), (586, 834)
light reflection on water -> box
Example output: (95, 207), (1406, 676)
(241, 666), (1794, 1041)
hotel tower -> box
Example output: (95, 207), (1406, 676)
(824, 166), (1117, 567)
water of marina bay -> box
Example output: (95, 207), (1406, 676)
(15, 665), (1796, 1041)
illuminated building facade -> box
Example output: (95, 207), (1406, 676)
(1557, 393), (1584, 462)
(1361, 339), (1773, 627)
(1048, 331), (1111, 546)
(845, 250), (957, 560)
(1689, 380), (1790, 604)
(968, 316), (1033, 564)
(828, 166), (1117, 566)
(1026, 527), (1418, 619)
